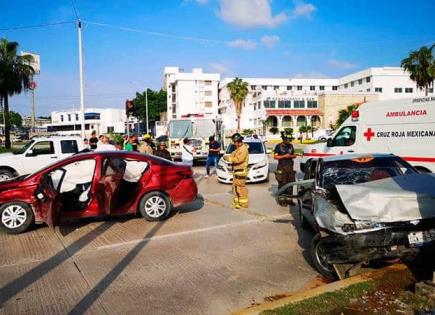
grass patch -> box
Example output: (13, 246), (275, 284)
(0, 147), (14, 153)
(261, 281), (376, 315)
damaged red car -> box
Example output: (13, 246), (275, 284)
(0, 151), (198, 234)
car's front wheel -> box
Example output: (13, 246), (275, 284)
(139, 192), (172, 221)
(0, 202), (34, 234)
(310, 233), (337, 280)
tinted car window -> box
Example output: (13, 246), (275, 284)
(61, 140), (79, 154)
(320, 156), (416, 190)
(32, 141), (54, 155)
(226, 142), (264, 154)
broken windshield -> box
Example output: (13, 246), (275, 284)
(320, 156), (416, 191)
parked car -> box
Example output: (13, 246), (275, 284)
(216, 138), (269, 183)
(0, 151), (198, 234)
(282, 154), (435, 279)
(0, 136), (84, 182)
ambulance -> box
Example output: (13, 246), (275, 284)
(301, 97), (435, 173)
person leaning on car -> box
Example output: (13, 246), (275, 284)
(223, 133), (249, 209)
(274, 131), (297, 206)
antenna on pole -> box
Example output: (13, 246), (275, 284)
(77, 19), (85, 139)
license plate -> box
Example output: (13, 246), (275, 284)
(408, 230), (435, 247)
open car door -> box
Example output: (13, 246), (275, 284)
(99, 157), (127, 215)
(36, 171), (62, 228)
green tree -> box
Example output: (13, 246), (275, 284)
(133, 88), (167, 128)
(0, 39), (35, 148)
(0, 111), (22, 127)
(241, 129), (253, 136)
(227, 77), (249, 132)
(269, 127), (279, 135)
(401, 44), (435, 96)
(335, 104), (359, 128)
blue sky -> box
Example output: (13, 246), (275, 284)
(1, 0), (434, 115)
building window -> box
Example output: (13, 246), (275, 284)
(60, 115), (64, 122)
(297, 86), (302, 91)
(84, 113), (101, 120)
(351, 81), (355, 87)
(367, 88), (371, 92)
(204, 80), (212, 86)
(429, 88), (434, 93)
(332, 86), (338, 91)
(204, 90), (212, 96)
(250, 85), (256, 90)
(278, 100), (291, 108)
(375, 87), (383, 93)
(358, 79), (363, 85)
(287, 86), (292, 90)
(405, 88), (413, 93)
(394, 87), (403, 93)
(107, 126), (114, 133)
(258, 102), (261, 109)
(293, 100), (305, 108)
(307, 100), (318, 108)
(67, 114), (71, 121)
(264, 100), (276, 108)
(319, 86), (325, 91)
(75, 114), (79, 120)
(310, 86), (315, 91)
(344, 83), (348, 89)
(366, 76), (371, 83)
(274, 85), (279, 90)
(261, 85), (268, 90)
(205, 101), (213, 107)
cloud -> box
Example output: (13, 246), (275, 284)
(328, 59), (358, 69)
(218, 0), (288, 28)
(209, 62), (231, 75)
(291, 1), (316, 18)
(228, 39), (257, 50)
(261, 35), (280, 48)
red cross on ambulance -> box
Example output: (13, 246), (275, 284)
(364, 128), (375, 141)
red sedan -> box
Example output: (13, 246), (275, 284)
(0, 151), (198, 234)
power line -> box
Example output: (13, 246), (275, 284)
(70, 0), (80, 19)
(0, 21), (75, 31)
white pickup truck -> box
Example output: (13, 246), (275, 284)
(0, 136), (85, 181)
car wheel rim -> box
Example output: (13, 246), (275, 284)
(2, 205), (27, 229)
(0, 174), (11, 182)
(144, 196), (166, 218)
(315, 242), (334, 273)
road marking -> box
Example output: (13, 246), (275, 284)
(97, 214), (290, 251)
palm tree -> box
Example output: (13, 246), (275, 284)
(335, 104), (359, 128)
(227, 77), (249, 132)
(401, 44), (435, 96)
(0, 39), (35, 148)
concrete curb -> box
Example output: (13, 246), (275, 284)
(233, 263), (409, 315)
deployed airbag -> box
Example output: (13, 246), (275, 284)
(336, 173), (435, 222)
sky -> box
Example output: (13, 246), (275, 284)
(1, 0), (434, 116)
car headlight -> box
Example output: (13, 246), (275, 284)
(342, 222), (385, 233)
(252, 160), (267, 170)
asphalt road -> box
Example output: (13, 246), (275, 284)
(0, 158), (318, 315)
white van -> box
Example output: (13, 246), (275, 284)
(301, 97), (435, 173)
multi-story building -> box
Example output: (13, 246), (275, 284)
(163, 67), (220, 119)
(22, 116), (51, 128)
(47, 108), (128, 137)
(218, 67), (434, 135)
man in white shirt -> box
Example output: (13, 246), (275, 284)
(181, 138), (195, 166)
(95, 135), (116, 151)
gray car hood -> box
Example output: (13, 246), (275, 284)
(336, 173), (435, 223)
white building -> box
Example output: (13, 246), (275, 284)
(163, 67), (220, 119)
(218, 67), (434, 135)
(48, 108), (129, 137)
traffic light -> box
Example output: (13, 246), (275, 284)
(125, 99), (136, 117)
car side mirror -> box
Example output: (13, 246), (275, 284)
(26, 149), (35, 157)
(326, 138), (333, 147)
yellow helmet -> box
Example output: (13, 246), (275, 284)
(143, 134), (151, 140)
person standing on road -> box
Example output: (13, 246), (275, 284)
(205, 136), (221, 178)
(223, 133), (249, 209)
(89, 130), (98, 150)
(153, 141), (172, 161)
(274, 131), (297, 206)
(181, 138), (195, 166)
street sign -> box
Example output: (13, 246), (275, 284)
(29, 81), (37, 90)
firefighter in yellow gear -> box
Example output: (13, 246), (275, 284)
(223, 133), (249, 209)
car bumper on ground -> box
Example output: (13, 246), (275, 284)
(319, 227), (435, 264)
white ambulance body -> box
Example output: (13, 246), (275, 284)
(301, 97), (435, 173)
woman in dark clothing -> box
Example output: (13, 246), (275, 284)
(153, 141), (172, 161)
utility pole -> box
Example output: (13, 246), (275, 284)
(77, 19), (85, 139)
(31, 89), (35, 130)
(145, 88), (149, 134)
